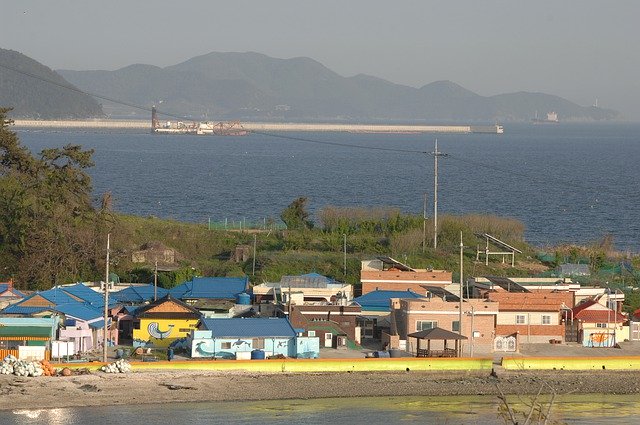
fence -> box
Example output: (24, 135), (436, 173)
(207, 217), (286, 231)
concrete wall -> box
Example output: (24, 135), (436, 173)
(503, 356), (640, 371)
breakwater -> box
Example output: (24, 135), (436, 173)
(12, 119), (503, 134)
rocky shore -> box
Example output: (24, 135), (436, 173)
(2, 369), (640, 411)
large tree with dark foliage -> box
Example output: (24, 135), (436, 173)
(0, 107), (109, 289)
(280, 197), (313, 231)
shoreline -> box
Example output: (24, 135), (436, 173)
(2, 369), (640, 411)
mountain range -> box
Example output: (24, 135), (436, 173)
(0, 48), (103, 119)
(0, 48), (619, 122)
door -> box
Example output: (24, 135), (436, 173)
(324, 333), (333, 348)
(631, 322), (640, 341)
(565, 321), (579, 342)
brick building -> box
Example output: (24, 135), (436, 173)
(360, 257), (453, 296)
(486, 291), (573, 344)
(287, 304), (361, 348)
(389, 295), (498, 355)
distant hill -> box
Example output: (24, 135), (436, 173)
(56, 51), (616, 122)
(0, 48), (104, 119)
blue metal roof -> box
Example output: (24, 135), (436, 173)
(170, 276), (249, 300)
(0, 284), (25, 298)
(112, 284), (169, 304)
(89, 319), (107, 330)
(53, 303), (103, 322)
(354, 290), (423, 311)
(60, 283), (106, 306)
(0, 305), (52, 315)
(200, 318), (296, 338)
(34, 288), (79, 306)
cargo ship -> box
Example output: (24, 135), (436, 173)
(151, 106), (248, 136)
(532, 111), (559, 124)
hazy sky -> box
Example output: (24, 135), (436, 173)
(2, 1), (639, 119)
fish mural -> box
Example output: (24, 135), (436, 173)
(147, 322), (174, 339)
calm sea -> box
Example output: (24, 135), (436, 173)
(1, 394), (639, 424)
(14, 123), (640, 251)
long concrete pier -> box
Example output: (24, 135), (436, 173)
(12, 119), (503, 134)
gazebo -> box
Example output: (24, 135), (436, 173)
(408, 327), (467, 358)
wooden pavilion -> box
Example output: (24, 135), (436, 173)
(408, 327), (467, 358)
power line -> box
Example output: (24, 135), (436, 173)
(1, 61), (427, 154)
(1, 60), (631, 202)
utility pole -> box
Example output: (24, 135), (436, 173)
(102, 233), (110, 364)
(252, 234), (257, 276)
(343, 234), (347, 280)
(432, 139), (447, 249)
(154, 259), (158, 301)
(422, 193), (427, 253)
(459, 231), (464, 337)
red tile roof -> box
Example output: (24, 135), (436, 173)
(574, 309), (625, 323)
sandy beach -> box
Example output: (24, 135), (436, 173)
(2, 368), (640, 411)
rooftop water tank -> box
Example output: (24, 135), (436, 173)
(237, 292), (251, 305)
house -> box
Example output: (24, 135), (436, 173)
(486, 291), (574, 347)
(170, 276), (250, 304)
(132, 294), (201, 348)
(0, 285), (118, 354)
(189, 317), (319, 359)
(360, 257), (453, 296)
(472, 275), (625, 307)
(0, 317), (59, 360)
(253, 273), (352, 305)
(288, 304), (362, 349)
(390, 295), (499, 355)
(572, 298), (627, 347)
(1, 287), (82, 316)
(0, 280), (25, 310)
(56, 302), (114, 353)
(354, 289), (424, 340)
(111, 284), (169, 305)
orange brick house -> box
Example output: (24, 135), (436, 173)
(486, 291), (574, 345)
(360, 257), (453, 296)
(389, 294), (498, 355)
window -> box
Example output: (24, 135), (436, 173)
(516, 315), (526, 325)
(221, 342), (231, 349)
(133, 321), (140, 330)
(417, 321), (437, 331)
(308, 331), (316, 337)
(542, 315), (551, 325)
(596, 323), (608, 328)
(452, 321), (460, 332)
(253, 338), (265, 349)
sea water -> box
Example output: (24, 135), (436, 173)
(1, 394), (639, 424)
(14, 122), (640, 251)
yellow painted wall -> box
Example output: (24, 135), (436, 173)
(133, 318), (199, 348)
(70, 357), (494, 373)
(502, 356), (640, 370)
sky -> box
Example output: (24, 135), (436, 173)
(2, 0), (639, 119)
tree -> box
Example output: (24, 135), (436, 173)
(0, 107), (107, 288)
(280, 197), (313, 230)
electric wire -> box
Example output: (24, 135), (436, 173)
(0, 60), (632, 201)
